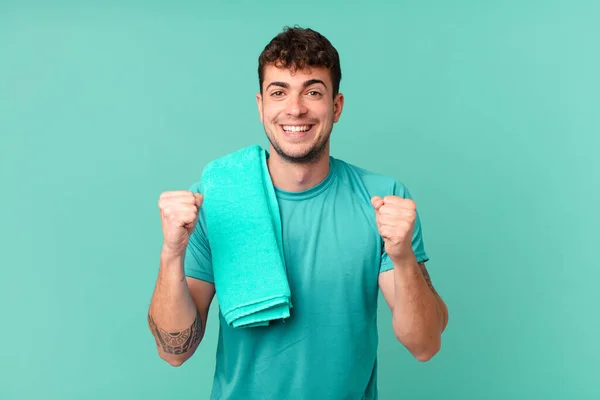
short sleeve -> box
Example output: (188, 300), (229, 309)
(184, 182), (215, 283)
(379, 181), (430, 273)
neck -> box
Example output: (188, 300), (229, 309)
(266, 144), (331, 192)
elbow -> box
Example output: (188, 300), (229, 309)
(165, 357), (185, 367)
(413, 343), (440, 362)
(153, 338), (202, 367)
(159, 353), (190, 367)
(394, 331), (441, 362)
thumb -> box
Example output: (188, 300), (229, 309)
(194, 193), (204, 208)
(371, 196), (384, 211)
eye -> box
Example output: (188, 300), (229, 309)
(270, 90), (284, 97)
(307, 90), (322, 97)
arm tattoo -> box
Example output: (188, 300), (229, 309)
(418, 262), (438, 296)
(148, 311), (203, 355)
(418, 262), (445, 328)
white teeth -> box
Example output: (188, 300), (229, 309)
(282, 125), (311, 132)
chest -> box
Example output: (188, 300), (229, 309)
(277, 189), (383, 319)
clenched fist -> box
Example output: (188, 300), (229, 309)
(371, 195), (416, 264)
(158, 191), (203, 256)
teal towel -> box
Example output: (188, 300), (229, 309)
(199, 145), (292, 328)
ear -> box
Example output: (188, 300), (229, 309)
(256, 93), (264, 123)
(333, 93), (344, 123)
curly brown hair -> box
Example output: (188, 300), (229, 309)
(258, 26), (342, 98)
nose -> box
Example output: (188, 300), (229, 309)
(286, 94), (308, 117)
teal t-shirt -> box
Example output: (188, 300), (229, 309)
(184, 155), (429, 400)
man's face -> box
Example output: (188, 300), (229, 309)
(256, 64), (344, 164)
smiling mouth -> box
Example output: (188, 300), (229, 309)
(280, 124), (314, 133)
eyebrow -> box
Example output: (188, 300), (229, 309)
(266, 79), (328, 91)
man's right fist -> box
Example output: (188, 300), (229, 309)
(158, 191), (203, 256)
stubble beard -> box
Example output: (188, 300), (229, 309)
(264, 122), (332, 165)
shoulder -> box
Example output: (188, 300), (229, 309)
(331, 157), (410, 198)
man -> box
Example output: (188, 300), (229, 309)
(148, 26), (448, 399)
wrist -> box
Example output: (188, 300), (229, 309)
(159, 249), (186, 282)
(390, 253), (418, 268)
(160, 246), (185, 264)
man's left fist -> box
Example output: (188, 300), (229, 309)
(371, 195), (416, 263)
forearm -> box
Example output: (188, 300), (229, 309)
(148, 251), (203, 366)
(391, 256), (446, 361)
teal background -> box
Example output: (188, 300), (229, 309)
(1, 1), (599, 399)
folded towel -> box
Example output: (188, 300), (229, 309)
(199, 145), (292, 328)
